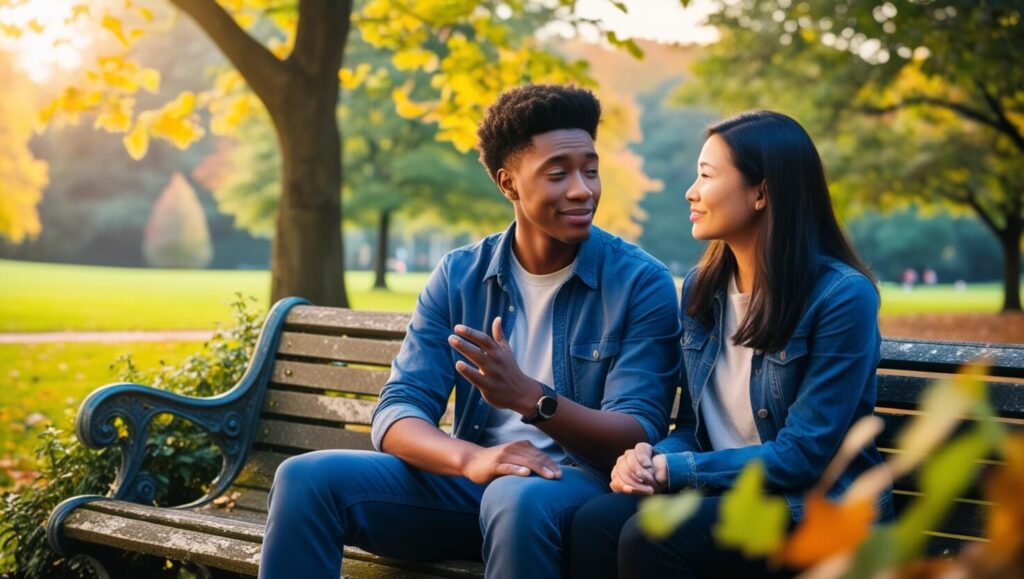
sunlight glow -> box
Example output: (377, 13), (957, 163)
(0, 0), (93, 83)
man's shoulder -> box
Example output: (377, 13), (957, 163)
(590, 226), (670, 276)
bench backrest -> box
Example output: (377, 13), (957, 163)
(233, 306), (1024, 554)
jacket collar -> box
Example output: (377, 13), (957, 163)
(484, 221), (600, 290)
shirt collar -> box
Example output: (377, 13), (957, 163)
(484, 221), (600, 290)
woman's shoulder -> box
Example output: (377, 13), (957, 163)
(810, 256), (879, 309)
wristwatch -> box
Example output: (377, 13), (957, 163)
(521, 383), (559, 424)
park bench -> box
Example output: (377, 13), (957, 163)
(46, 297), (1024, 577)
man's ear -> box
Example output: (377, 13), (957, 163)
(497, 168), (519, 201)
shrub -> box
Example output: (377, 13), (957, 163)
(0, 296), (261, 578)
(143, 172), (213, 269)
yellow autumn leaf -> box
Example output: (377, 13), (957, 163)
(136, 6), (155, 22)
(94, 97), (134, 133)
(139, 68), (160, 93)
(392, 48), (437, 71)
(0, 23), (22, 39)
(339, 63), (372, 90)
(123, 119), (150, 160)
(102, 14), (131, 47)
(70, 4), (90, 21)
(392, 87), (427, 118)
(26, 19), (44, 34)
(984, 435), (1024, 559)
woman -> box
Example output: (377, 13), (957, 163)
(569, 111), (893, 578)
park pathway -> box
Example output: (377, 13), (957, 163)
(0, 330), (215, 344)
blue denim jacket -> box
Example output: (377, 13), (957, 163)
(371, 223), (681, 473)
(655, 256), (894, 520)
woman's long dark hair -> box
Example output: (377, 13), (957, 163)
(686, 110), (875, 352)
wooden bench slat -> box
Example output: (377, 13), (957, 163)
(271, 360), (391, 395)
(278, 332), (403, 366)
(85, 500), (264, 542)
(877, 373), (1024, 416)
(891, 490), (989, 539)
(263, 390), (377, 425)
(874, 408), (1024, 450)
(285, 306), (410, 339)
(255, 419), (374, 453)
(64, 508), (262, 575)
(880, 339), (1024, 378)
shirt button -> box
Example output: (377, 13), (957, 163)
(757, 409), (769, 419)
(592, 350), (600, 360)
(473, 425), (480, 430)
(779, 351), (787, 361)
(508, 305), (515, 312)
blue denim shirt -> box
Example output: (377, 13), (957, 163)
(371, 223), (681, 473)
(655, 256), (893, 520)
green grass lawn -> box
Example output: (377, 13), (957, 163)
(0, 259), (426, 332)
(0, 259), (1012, 331)
(0, 341), (203, 488)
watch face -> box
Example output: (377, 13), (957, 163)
(538, 396), (558, 418)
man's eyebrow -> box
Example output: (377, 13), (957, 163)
(542, 152), (600, 165)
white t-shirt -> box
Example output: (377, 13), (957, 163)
(702, 275), (761, 450)
(476, 253), (570, 462)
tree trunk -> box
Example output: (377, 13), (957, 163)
(1000, 213), (1022, 312)
(373, 209), (391, 289)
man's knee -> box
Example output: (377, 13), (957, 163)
(480, 475), (562, 532)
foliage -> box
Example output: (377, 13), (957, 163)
(640, 363), (1024, 578)
(679, 0), (1023, 309)
(0, 296), (261, 577)
(0, 52), (48, 244)
(143, 172), (213, 268)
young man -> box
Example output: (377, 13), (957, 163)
(258, 84), (680, 579)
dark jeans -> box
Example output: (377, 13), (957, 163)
(569, 493), (796, 579)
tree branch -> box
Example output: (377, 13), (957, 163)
(859, 96), (1002, 132)
(167, 0), (288, 104)
(958, 185), (1003, 237)
(976, 80), (1024, 156)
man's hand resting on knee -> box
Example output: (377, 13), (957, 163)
(462, 440), (562, 484)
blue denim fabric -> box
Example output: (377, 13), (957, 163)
(371, 222), (682, 472)
(654, 256), (894, 520)
(259, 450), (609, 579)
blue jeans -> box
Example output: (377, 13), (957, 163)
(258, 450), (609, 579)
(569, 493), (796, 579)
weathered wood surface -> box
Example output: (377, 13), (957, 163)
(63, 501), (484, 577)
(271, 360), (391, 395)
(263, 390), (378, 425)
(278, 332), (403, 366)
(880, 339), (1024, 377)
(254, 419), (374, 452)
(285, 306), (410, 339)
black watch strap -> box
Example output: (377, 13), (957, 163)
(521, 383), (558, 425)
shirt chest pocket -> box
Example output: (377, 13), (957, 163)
(569, 339), (621, 405)
(764, 336), (809, 406)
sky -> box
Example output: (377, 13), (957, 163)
(568, 0), (720, 45)
(0, 0), (720, 83)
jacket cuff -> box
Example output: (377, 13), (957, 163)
(370, 404), (436, 451)
(663, 451), (698, 492)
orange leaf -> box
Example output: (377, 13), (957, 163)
(984, 435), (1024, 559)
(778, 494), (875, 568)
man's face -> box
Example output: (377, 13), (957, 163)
(498, 128), (601, 247)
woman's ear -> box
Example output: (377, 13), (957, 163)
(497, 168), (519, 201)
(754, 180), (768, 211)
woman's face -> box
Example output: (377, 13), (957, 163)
(685, 134), (764, 244)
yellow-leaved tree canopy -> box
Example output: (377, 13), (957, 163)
(0, 52), (47, 244)
(4, 0), (657, 306)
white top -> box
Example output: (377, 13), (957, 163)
(702, 275), (761, 450)
(477, 252), (571, 462)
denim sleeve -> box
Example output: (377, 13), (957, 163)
(661, 274), (880, 492)
(371, 255), (457, 451)
(653, 275), (701, 466)
(599, 265), (682, 444)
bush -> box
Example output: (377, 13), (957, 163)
(0, 296), (261, 578)
(143, 172), (213, 269)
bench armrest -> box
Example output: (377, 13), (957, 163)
(74, 297), (309, 508)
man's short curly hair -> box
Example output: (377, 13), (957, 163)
(477, 84), (601, 182)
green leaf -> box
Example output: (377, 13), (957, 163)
(638, 489), (702, 539)
(609, 1), (628, 14)
(847, 524), (899, 579)
(713, 460), (789, 558)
